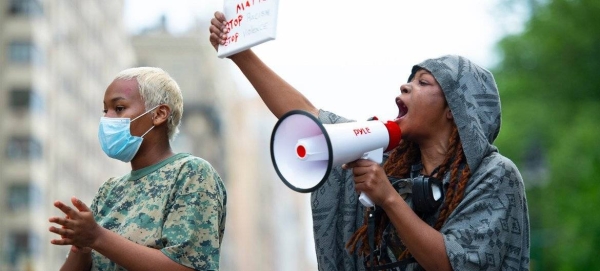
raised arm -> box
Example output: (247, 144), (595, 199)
(209, 11), (318, 119)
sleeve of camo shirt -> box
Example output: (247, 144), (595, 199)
(160, 156), (226, 270)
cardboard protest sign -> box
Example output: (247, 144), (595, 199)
(217, 0), (280, 58)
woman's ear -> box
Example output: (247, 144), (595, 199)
(445, 108), (453, 120)
(152, 104), (171, 126)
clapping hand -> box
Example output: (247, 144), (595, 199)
(49, 196), (101, 252)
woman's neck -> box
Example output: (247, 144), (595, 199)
(130, 140), (174, 171)
(419, 139), (448, 176)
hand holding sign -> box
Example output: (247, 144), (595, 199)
(217, 0), (280, 58)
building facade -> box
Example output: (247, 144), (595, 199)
(0, 0), (135, 270)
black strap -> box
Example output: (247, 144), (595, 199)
(367, 208), (376, 271)
(430, 165), (441, 178)
(371, 257), (417, 270)
(411, 163), (441, 178)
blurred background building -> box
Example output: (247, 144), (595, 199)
(0, 0), (134, 270)
(0, 0), (315, 270)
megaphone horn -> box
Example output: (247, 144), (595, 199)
(270, 110), (401, 207)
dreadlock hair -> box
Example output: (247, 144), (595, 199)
(345, 124), (471, 263)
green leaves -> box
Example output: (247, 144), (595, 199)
(492, 0), (600, 269)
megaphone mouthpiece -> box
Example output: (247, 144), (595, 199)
(296, 145), (306, 158)
(295, 134), (328, 161)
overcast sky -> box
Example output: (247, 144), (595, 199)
(124, 0), (519, 121)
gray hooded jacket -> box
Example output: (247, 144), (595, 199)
(312, 55), (530, 271)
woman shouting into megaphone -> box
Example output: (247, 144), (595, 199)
(209, 11), (529, 271)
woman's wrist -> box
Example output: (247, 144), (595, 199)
(380, 192), (405, 211)
(229, 49), (253, 62)
(71, 245), (92, 254)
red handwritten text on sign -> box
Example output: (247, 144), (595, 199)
(223, 0), (268, 46)
(236, 0), (268, 13)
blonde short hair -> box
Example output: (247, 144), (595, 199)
(115, 67), (183, 140)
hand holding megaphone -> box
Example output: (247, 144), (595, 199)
(270, 110), (401, 208)
(341, 159), (390, 207)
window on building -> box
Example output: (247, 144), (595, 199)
(9, 88), (31, 109)
(9, 0), (43, 16)
(5, 136), (43, 160)
(8, 41), (40, 64)
(4, 232), (31, 266)
(8, 88), (44, 112)
(7, 184), (31, 212)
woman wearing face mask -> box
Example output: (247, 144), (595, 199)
(209, 12), (529, 271)
(48, 67), (227, 271)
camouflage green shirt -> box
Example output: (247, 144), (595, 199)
(89, 153), (227, 271)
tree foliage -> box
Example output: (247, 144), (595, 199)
(492, 0), (600, 270)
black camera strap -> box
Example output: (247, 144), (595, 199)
(363, 163), (443, 270)
(368, 207), (376, 271)
(410, 163), (441, 179)
(370, 257), (417, 270)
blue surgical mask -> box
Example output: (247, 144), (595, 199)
(98, 105), (159, 162)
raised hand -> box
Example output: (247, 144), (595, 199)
(48, 196), (103, 249)
(209, 11), (228, 51)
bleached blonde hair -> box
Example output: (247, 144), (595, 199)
(115, 67), (183, 140)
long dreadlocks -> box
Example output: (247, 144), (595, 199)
(345, 125), (471, 263)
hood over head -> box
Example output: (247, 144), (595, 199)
(408, 55), (501, 171)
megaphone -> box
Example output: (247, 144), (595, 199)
(270, 110), (401, 207)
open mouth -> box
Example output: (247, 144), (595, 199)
(396, 98), (408, 119)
